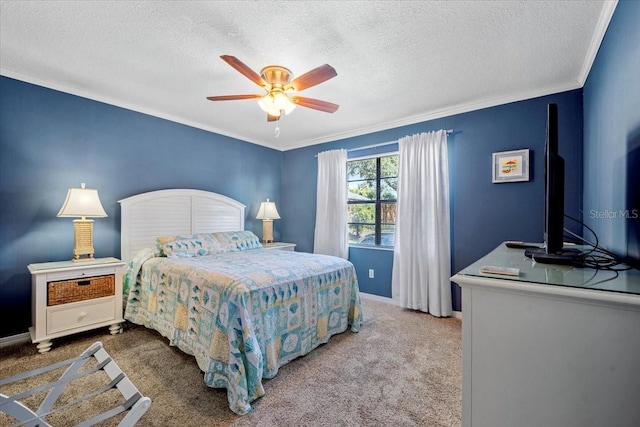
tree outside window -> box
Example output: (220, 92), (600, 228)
(347, 154), (397, 247)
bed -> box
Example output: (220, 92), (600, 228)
(118, 189), (362, 415)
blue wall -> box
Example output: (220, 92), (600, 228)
(281, 90), (585, 311)
(583, 0), (640, 267)
(0, 76), (282, 337)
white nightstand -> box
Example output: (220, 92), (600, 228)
(262, 242), (296, 251)
(28, 257), (125, 353)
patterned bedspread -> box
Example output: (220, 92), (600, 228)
(123, 248), (362, 415)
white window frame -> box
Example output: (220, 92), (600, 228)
(347, 152), (398, 249)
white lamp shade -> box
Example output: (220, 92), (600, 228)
(256, 199), (280, 220)
(57, 185), (107, 218)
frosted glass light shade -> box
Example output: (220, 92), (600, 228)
(257, 93), (296, 117)
(257, 95), (280, 116)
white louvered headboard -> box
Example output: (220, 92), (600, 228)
(119, 189), (245, 263)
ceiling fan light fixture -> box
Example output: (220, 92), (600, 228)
(275, 92), (296, 115)
(272, 92), (288, 110)
(257, 91), (296, 117)
(209, 56), (338, 122)
(257, 94), (280, 116)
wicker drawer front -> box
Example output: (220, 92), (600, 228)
(48, 274), (115, 306)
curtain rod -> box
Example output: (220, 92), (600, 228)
(347, 129), (454, 153)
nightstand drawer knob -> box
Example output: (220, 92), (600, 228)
(78, 312), (87, 320)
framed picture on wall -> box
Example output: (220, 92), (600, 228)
(492, 149), (530, 183)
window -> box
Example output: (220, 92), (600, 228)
(347, 154), (398, 247)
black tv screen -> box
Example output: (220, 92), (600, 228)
(525, 103), (579, 265)
(545, 103), (564, 254)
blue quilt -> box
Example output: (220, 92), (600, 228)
(123, 248), (362, 415)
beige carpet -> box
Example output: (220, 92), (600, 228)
(0, 297), (461, 426)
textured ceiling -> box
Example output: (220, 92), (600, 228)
(0, 1), (616, 151)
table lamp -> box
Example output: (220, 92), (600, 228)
(256, 199), (280, 243)
(57, 183), (107, 261)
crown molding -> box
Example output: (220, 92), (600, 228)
(578, 0), (618, 85)
(278, 81), (583, 151)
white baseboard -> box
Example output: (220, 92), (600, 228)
(360, 292), (402, 306)
(0, 331), (30, 348)
(360, 292), (462, 319)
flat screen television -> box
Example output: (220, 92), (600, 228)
(525, 103), (580, 265)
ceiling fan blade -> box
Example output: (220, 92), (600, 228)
(206, 94), (262, 101)
(267, 114), (280, 122)
(286, 64), (337, 92)
(220, 55), (268, 88)
(291, 96), (339, 113)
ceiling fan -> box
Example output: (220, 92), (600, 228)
(207, 55), (339, 122)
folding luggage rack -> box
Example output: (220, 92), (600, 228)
(1, 341), (151, 426)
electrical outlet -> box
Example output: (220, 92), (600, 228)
(368, 269), (374, 279)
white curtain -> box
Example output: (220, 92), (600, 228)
(314, 149), (349, 259)
(392, 130), (452, 317)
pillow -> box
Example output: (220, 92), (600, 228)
(212, 230), (263, 252)
(156, 233), (223, 258)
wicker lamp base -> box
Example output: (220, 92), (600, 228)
(261, 219), (274, 243)
(72, 219), (95, 261)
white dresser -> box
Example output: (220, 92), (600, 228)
(452, 243), (640, 427)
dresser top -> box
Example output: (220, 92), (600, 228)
(456, 243), (640, 296)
